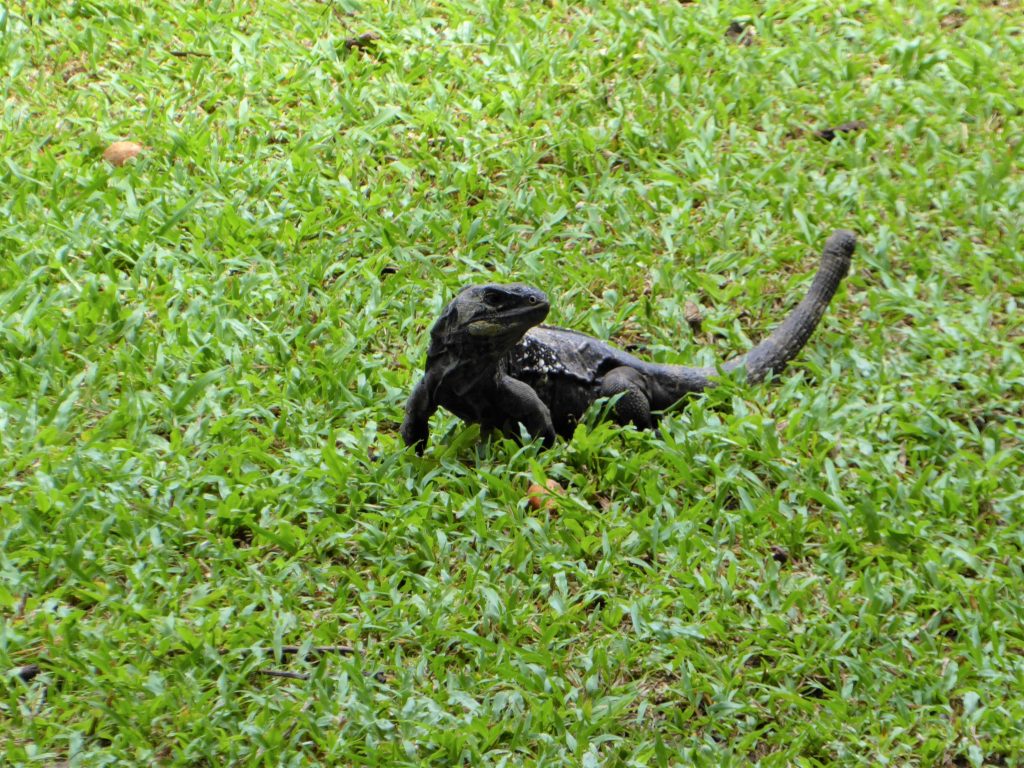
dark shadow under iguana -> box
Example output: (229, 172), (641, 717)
(401, 230), (856, 453)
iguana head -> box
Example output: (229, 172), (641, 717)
(428, 283), (550, 359)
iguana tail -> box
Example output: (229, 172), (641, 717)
(657, 229), (856, 399)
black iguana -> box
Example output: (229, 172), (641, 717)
(401, 230), (856, 452)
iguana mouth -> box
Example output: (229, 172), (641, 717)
(467, 304), (549, 337)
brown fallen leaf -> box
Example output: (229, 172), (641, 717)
(527, 479), (564, 511)
(684, 301), (703, 332)
(941, 10), (966, 29)
(103, 141), (144, 166)
(343, 32), (380, 52)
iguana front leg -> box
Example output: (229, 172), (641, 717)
(401, 374), (438, 454)
(499, 375), (556, 448)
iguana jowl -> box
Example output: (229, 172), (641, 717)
(401, 230), (856, 453)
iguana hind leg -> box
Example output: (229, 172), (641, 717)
(599, 367), (655, 430)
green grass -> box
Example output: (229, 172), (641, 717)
(2, 0), (1023, 764)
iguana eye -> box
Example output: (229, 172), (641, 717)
(528, 296), (538, 305)
(482, 288), (505, 306)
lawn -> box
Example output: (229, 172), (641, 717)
(1, 0), (1023, 765)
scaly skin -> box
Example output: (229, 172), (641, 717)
(401, 230), (856, 452)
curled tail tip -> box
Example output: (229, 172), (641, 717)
(824, 229), (857, 260)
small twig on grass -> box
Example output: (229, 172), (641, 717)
(814, 120), (867, 142)
(169, 49), (212, 58)
(277, 644), (354, 657)
(206, 644), (355, 659)
(258, 669), (310, 681)
(249, 646), (355, 685)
